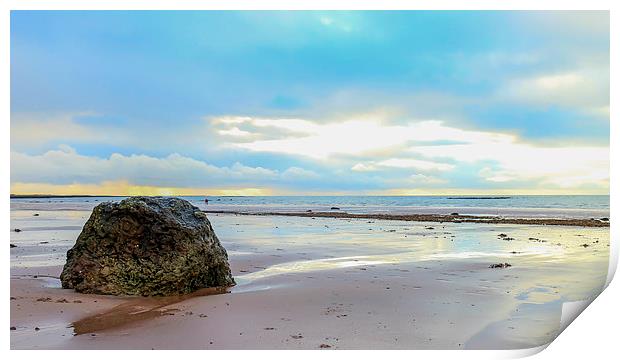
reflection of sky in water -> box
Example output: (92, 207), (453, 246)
(12, 209), (90, 222)
(516, 287), (558, 304)
(11, 253), (67, 268)
(216, 214), (604, 261)
(12, 210), (608, 277)
(10, 210), (86, 268)
(236, 255), (388, 282)
(11, 208), (609, 339)
(217, 213), (609, 329)
(235, 248), (566, 283)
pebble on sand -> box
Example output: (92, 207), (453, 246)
(489, 263), (512, 269)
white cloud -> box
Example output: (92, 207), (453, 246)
(411, 138), (608, 189)
(211, 115), (608, 191)
(502, 68), (609, 113)
(377, 158), (454, 172)
(281, 167), (319, 179)
(10, 146), (318, 187)
(212, 116), (515, 160)
(217, 127), (254, 138)
(351, 163), (377, 172)
(11, 111), (608, 193)
(351, 158), (454, 172)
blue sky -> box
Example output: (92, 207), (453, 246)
(10, 11), (609, 195)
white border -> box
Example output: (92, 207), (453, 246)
(2, 1), (616, 359)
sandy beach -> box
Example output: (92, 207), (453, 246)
(8, 7), (612, 355)
(10, 203), (609, 350)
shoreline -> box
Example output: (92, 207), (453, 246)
(203, 210), (610, 227)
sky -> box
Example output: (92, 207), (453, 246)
(10, 11), (610, 196)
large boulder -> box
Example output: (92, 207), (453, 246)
(60, 196), (235, 296)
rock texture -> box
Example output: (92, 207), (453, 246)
(60, 197), (235, 296)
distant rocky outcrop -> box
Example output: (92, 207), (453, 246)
(60, 197), (235, 296)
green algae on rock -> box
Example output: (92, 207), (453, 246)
(60, 197), (235, 296)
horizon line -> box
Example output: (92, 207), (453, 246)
(10, 193), (610, 198)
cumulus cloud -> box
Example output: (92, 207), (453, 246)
(11, 111), (609, 194)
(9, 12), (609, 196)
(10, 146), (319, 188)
(211, 114), (608, 191)
(211, 116), (513, 159)
(410, 138), (608, 189)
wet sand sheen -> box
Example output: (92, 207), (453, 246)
(71, 287), (232, 335)
(10, 210), (610, 349)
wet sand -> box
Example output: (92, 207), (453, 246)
(204, 210), (610, 227)
(10, 209), (610, 349)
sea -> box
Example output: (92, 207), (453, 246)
(10, 195), (610, 219)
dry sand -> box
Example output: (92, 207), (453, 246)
(10, 209), (610, 349)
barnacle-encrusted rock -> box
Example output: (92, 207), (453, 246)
(60, 197), (234, 296)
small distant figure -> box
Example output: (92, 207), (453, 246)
(204, 198), (209, 205)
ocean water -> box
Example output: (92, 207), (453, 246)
(10, 195), (609, 219)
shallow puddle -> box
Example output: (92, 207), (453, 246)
(71, 286), (232, 335)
